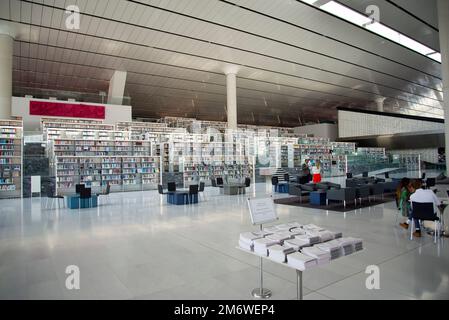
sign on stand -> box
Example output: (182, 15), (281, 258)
(246, 197), (278, 299)
(247, 197), (278, 225)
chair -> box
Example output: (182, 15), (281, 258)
(284, 173), (290, 182)
(187, 184), (199, 204)
(369, 183), (384, 200)
(384, 172), (390, 179)
(45, 187), (64, 209)
(211, 178), (217, 187)
(216, 177), (224, 186)
(271, 176), (279, 187)
(346, 172), (353, 179)
(355, 185), (370, 204)
(79, 187), (92, 209)
(362, 172), (368, 178)
(426, 178), (436, 189)
(167, 182), (176, 192)
(421, 172), (426, 180)
(244, 177), (251, 188)
(199, 182), (205, 200)
(410, 202), (440, 243)
(96, 183), (110, 205)
(75, 184), (85, 194)
(326, 188), (356, 208)
(288, 183), (310, 203)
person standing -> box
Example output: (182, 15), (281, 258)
(312, 160), (322, 183)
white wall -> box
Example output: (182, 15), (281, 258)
(11, 97), (132, 131)
(294, 123), (338, 141)
(338, 110), (443, 138)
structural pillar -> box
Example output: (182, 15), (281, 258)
(437, 0), (449, 172)
(375, 97), (386, 112)
(0, 33), (14, 119)
(226, 72), (237, 130)
(107, 70), (127, 105)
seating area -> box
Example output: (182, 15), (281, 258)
(281, 174), (400, 210)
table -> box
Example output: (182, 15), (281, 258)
(310, 191), (327, 205)
(275, 183), (289, 193)
(65, 195), (98, 209)
(167, 191), (198, 205)
(223, 184), (246, 195)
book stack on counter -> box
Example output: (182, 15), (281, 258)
(265, 232), (293, 245)
(295, 233), (320, 245)
(253, 238), (279, 256)
(316, 241), (342, 260)
(283, 238), (310, 251)
(239, 231), (268, 251)
(328, 230), (343, 239)
(301, 247), (331, 266)
(332, 238), (355, 256)
(346, 237), (364, 252)
(287, 252), (317, 271)
(268, 245), (296, 263)
(238, 221), (363, 270)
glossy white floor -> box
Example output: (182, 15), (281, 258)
(0, 181), (448, 300)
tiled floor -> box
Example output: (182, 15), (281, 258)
(0, 180), (448, 300)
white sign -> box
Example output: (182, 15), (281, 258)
(31, 176), (41, 193)
(247, 198), (278, 225)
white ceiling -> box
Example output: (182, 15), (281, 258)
(1, 0), (444, 126)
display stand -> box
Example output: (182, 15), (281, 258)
(237, 247), (304, 300)
(247, 197), (278, 299)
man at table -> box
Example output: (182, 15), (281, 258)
(400, 180), (441, 237)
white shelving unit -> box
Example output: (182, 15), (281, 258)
(0, 119), (23, 198)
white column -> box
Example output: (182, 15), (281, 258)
(375, 97), (386, 112)
(438, 0), (449, 172)
(226, 72), (237, 130)
(107, 70), (127, 105)
(0, 34), (13, 119)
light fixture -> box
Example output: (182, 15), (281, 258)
(300, 0), (441, 63)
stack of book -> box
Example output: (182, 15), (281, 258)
(263, 226), (279, 233)
(239, 232), (265, 251)
(268, 245), (296, 263)
(287, 252), (317, 271)
(301, 247), (331, 265)
(283, 238), (310, 251)
(315, 230), (334, 242)
(333, 238), (355, 256)
(328, 230), (343, 239)
(346, 237), (363, 251)
(265, 232), (292, 244)
(295, 233), (320, 245)
(316, 241), (342, 260)
(254, 238), (279, 256)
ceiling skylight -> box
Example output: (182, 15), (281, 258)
(300, 0), (441, 63)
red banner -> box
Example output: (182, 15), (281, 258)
(29, 101), (105, 119)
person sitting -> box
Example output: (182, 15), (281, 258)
(400, 180), (441, 237)
(397, 178), (411, 218)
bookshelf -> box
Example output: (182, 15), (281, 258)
(181, 155), (254, 186)
(44, 128), (130, 141)
(0, 119), (23, 198)
(330, 142), (356, 155)
(54, 156), (161, 194)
